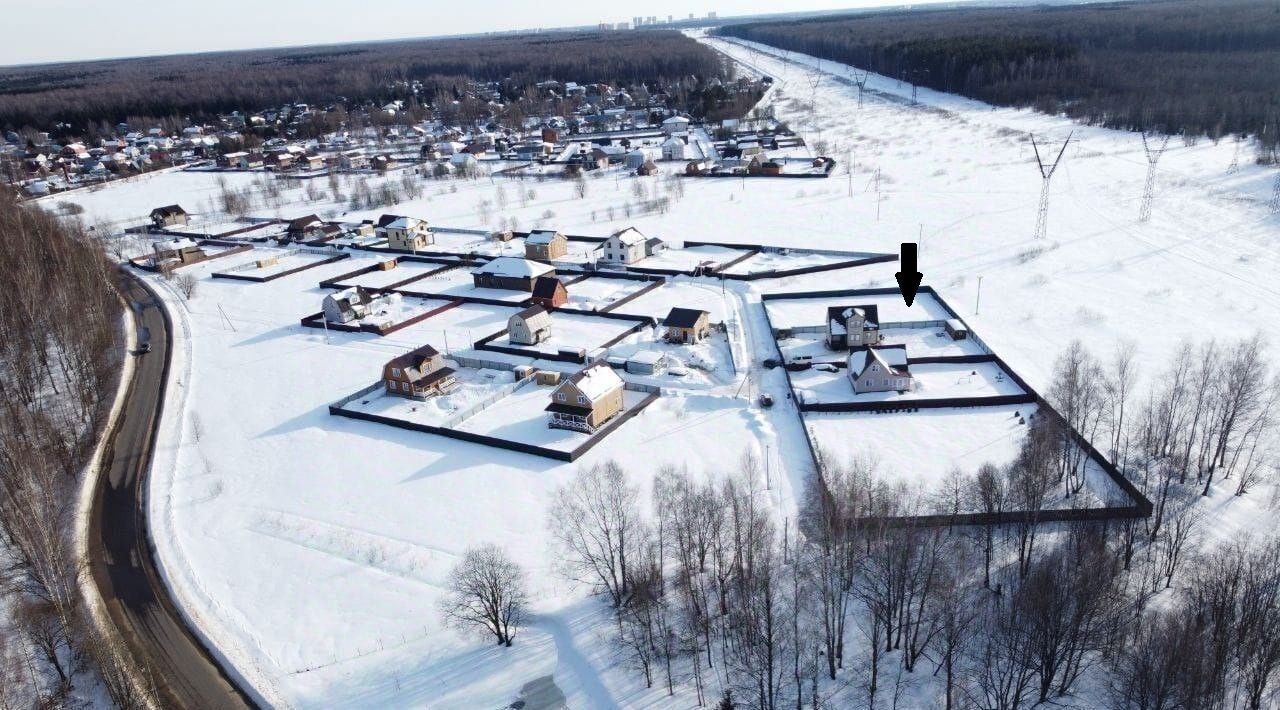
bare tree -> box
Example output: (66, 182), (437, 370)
(548, 461), (643, 608)
(439, 544), (528, 646)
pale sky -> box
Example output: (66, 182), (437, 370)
(0, 0), (954, 66)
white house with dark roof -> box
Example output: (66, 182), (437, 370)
(847, 345), (913, 394)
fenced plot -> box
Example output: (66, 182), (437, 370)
(790, 359), (1026, 406)
(331, 260), (452, 290)
(803, 403), (1124, 511)
(718, 249), (866, 276)
(636, 245), (753, 273)
(212, 249), (346, 282)
(764, 289), (954, 329)
(454, 384), (652, 453)
(612, 280), (733, 324)
(492, 312), (644, 355)
(776, 326), (988, 363)
(339, 367), (528, 428)
(400, 267), (532, 303)
(564, 276), (655, 312)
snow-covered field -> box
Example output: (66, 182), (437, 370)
(45, 26), (1280, 709)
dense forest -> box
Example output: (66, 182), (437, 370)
(717, 0), (1280, 158)
(0, 30), (727, 132)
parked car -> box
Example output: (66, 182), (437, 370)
(815, 363), (838, 373)
(758, 393), (774, 408)
(763, 357), (780, 369)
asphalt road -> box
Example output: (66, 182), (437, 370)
(88, 271), (257, 710)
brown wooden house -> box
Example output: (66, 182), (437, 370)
(383, 344), (457, 399)
(150, 204), (188, 228)
(663, 307), (712, 344)
(525, 230), (568, 261)
(531, 276), (569, 308)
(546, 363), (625, 433)
(472, 257), (555, 292)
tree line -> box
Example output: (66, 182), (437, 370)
(0, 30), (727, 134)
(0, 192), (156, 706)
(716, 0), (1280, 160)
(442, 333), (1280, 708)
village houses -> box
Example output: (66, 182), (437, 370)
(385, 216), (433, 251)
(600, 227), (648, 265)
(530, 276), (569, 308)
(826, 305), (882, 350)
(322, 286), (385, 324)
(472, 257), (556, 292)
(525, 230), (568, 261)
(663, 307), (712, 344)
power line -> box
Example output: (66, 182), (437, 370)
(1031, 132), (1072, 240)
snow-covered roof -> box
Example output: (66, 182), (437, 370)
(848, 346), (909, 376)
(155, 237), (198, 251)
(566, 363), (623, 400)
(628, 350), (667, 366)
(386, 217), (425, 230)
(663, 115), (690, 124)
(526, 230), (562, 245)
(474, 257), (555, 279)
(609, 227), (646, 247)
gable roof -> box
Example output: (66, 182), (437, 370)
(609, 227), (646, 247)
(665, 307), (709, 329)
(848, 345), (909, 377)
(563, 362), (623, 401)
(288, 214), (322, 231)
(387, 344), (440, 371)
(151, 204), (185, 217)
(473, 257), (555, 279)
(512, 305), (552, 328)
(531, 276), (565, 299)
(827, 304), (880, 334)
(526, 229), (564, 245)
(386, 216), (426, 230)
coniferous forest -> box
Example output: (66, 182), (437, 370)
(0, 30), (726, 132)
(717, 0), (1280, 159)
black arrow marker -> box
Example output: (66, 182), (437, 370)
(895, 242), (922, 307)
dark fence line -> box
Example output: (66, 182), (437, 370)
(800, 393), (1037, 413)
(329, 391), (658, 462)
(298, 298), (464, 337)
(595, 278), (665, 314)
(715, 248), (761, 274)
(855, 503), (1150, 530)
(128, 241), (254, 272)
(211, 253), (349, 283)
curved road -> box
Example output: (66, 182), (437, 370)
(88, 270), (256, 709)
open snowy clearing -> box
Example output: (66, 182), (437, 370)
(612, 278), (733, 323)
(804, 404), (1123, 507)
(635, 244), (751, 271)
(719, 248), (865, 275)
(790, 359), (1025, 405)
(562, 276), (652, 311)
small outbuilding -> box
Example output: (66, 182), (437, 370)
(626, 350), (669, 376)
(945, 319), (969, 340)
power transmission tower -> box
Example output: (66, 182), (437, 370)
(1227, 136), (1242, 174)
(1031, 133), (1072, 240)
(854, 70), (870, 108)
(1139, 133), (1171, 223)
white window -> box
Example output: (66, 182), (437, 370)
(556, 392), (566, 401)
(391, 368), (401, 377)
(389, 381), (398, 391)
(577, 395), (588, 405)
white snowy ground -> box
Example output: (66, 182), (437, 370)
(635, 244), (751, 271)
(213, 249), (335, 279)
(765, 290), (955, 328)
(563, 276), (649, 311)
(331, 258), (444, 290)
(45, 28), (1280, 709)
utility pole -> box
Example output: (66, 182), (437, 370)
(1031, 133), (1072, 240)
(1139, 133), (1171, 222)
(975, 276), (983, 315)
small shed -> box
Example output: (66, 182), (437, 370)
(530, 276), (569, 308)
(945, 319), (969, 340)
(626, 351), (669, 376)
(509, 306), (553, 345)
